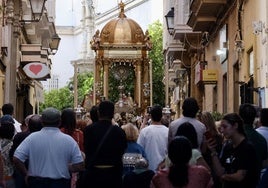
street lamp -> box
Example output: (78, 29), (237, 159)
(29, 0), (47, 21)
(49, 34), (61, 55)
(165, 7), (174, 35)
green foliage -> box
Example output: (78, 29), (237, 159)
(211, 111), (224, 121)
(148, 20), (165, 106)
(40, 72), (94, 113)
(39, 87), (73, 112)
(68, 72), (94, 105)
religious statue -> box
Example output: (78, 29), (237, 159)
(127, 92), (134, 107)
(144, 30), (152, 50)
(90, 29), (101, 50)
(115, 84), (136, 114)
(135, 28), (143, 42)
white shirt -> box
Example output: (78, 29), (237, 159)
(137, 124), (168, 171)
(168, 116), (206, 149)
(256, 126), (268, 152)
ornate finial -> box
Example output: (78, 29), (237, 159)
(118, 1), (126, 18)
(90, 30), (101, 51)
(144, 30), (152, 50)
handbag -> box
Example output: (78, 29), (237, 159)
(76, 125), (114, 188)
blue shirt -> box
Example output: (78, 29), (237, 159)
(14, 127), (83, 179)
(123, 141), (147, 175)
(125, 142), (147, 159)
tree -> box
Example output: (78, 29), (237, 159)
(148, 20), (165, 106)
(40, 72), (94, 112)
(67, 72), (94, 105)
(39, 87), (73, 112)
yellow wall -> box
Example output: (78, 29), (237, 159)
(203, 0), (268, 112)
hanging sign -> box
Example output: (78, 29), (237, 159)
(202, 69), (218, 84)
(23, 62), (50, 79)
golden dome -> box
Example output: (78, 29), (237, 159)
(100, 2), (145, 45)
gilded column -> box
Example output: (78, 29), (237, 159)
(135, 61), (142, 107)
(149, 60), (153, 106)
(93, 58), (96, 105)
(103, 60), (109, 99)
(93, 58), (102, 104)
(73, 62), (78, 108)
(143, 58), (149, 83)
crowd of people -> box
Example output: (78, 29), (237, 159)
(0, 98), (268, 188)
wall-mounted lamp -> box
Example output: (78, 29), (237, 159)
(165, 7), (174, 35)
(49, 34), (61, 55)
(20, 0), (47, 23)
(30, 0), (47, 21)
(177, 68), (187, 78)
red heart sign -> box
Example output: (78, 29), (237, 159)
(29, 64), (42, 75)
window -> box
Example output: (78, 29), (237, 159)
(218, 25), (228, 64)
(248, 49), (254, 76)
(223, 74), (227, 113)
(233, 62), (239, 112)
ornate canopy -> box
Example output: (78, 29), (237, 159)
(91, 1), (152, 114)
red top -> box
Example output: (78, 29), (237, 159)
(60, 128), (84, 152)
(151, 165), (213, 188)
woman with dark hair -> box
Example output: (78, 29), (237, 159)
(60, 108), (84, 188)
(151, 136), (212, 188)
(60, 108), (84, 152)
(89, 105), (99, 124)
(176, 122), (210, 170)
(207, 113), (259, 188)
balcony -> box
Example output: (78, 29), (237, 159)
(21, 0), (58, 53)
(23, 14), (57, 50)
(187, 0), (226, 31)
(173, 24), (201, 41)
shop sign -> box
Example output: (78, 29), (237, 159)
(202, 69), (218, 84)
(23, 62), (50, 79)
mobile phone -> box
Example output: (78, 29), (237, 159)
(204, 131), (213, 140)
